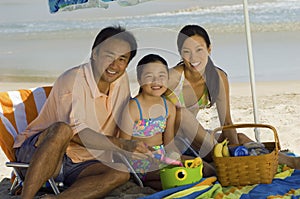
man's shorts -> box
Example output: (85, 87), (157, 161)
(15, 132), (100, 186)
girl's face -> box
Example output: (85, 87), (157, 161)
(139, 61), (168, 97)
(181, 35), (211, 74)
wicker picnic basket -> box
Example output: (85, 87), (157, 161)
(212, 123), (280, 186)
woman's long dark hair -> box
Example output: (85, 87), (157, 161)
(177, 25), (222, 105)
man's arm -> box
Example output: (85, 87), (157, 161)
(72, 128), (152, 156)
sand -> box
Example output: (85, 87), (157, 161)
(230, 81), (300, 154)
(1, 80), (299, 198)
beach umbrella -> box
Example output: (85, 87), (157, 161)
(242, 0), (260, 141)
(48, 0), (260, 141)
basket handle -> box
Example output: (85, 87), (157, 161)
(211, 123), (280, 152)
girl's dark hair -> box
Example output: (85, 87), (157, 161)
(136, 54), (168, 93)
(92, 26), (137, 62)
(136, 54), (168, 81)
(177, 25), (220, 105)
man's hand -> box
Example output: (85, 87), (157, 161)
(74, 129), (154, 159)
(119, 138), (153, 159)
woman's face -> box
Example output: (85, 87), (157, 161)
(139, 61), (168, 97)
(180, 35), (211, 74)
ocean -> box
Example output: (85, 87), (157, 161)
(0, 0), (299, 83)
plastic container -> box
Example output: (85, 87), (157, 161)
(229, 146), (249, 157)
(160, 161), (203, 190)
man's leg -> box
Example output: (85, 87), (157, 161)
(51, 162), (130, 199)
(21, 122), (73, 199)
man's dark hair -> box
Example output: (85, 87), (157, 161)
(92, 26), (137, 62)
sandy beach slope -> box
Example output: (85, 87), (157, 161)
(0, 80), (299, 198)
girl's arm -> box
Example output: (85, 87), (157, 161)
(164, 100), (181, 154)
(119, 101), (135, 140)
(118, 101), (154, 159)
(216, 70), (239, 144)
(165, 65), (183, 97)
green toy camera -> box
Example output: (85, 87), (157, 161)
(160, 158), (203, 190)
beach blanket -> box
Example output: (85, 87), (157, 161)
(48, 0), (153, 13)
(140, 169), (300, 199)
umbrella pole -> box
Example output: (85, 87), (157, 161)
(243, 0), (260, 142)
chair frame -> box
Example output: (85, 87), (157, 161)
(5, 162), (60, 195)
(5, 152), (144, 196)
(114, 152), (144, 187)
(176, 136), (199, 157)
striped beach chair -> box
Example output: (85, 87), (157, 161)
(0, 86), (61, 195)
(0, 86), (144, 195)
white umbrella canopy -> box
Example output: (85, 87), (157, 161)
(49, 0), (260, 140)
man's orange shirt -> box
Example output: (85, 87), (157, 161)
(14, 62), (130, 163)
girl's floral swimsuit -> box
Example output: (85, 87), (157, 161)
(130, 96), (168, 180)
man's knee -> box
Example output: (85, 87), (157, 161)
(109, 167), (130, 184)
(48, 122), (73, 140)
(116, 170), (130, 184)
(51, 121), (72, 133)
(35, 122), (73, 148)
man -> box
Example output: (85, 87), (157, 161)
(13, 26), (151, 199)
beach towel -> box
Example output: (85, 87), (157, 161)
(0, 87), (52, 161)
(140, 169), (300, 199)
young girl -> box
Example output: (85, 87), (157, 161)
(120, 54), (178, 189)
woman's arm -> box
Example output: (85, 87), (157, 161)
(216, 70), (239, 144)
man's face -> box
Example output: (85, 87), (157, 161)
(92, 37), (131, 83)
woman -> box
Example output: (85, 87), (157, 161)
(166, 25), (243, 159)
(166, 25), (300, 169)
